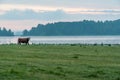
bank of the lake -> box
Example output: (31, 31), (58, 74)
(0, 44), (120, 80)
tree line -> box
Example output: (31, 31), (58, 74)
(1, 19), (120, 36)
(0, 27), (14, 36)
(23, 19), (120, 36)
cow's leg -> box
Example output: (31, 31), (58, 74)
(18, 42), (20, 45)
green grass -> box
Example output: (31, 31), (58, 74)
(0, 44), (120, 80)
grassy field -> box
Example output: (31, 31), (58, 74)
(0, 44), (120, 80)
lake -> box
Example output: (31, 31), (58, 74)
(0, 36), (120, 44)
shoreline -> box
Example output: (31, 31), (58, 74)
(0, 43), (118, 46)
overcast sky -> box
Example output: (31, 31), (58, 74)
(0, 0), (120, 31)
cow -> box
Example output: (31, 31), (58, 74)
(18, 37), (30, 45)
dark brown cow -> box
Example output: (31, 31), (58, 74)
(18, 38), (30, 45)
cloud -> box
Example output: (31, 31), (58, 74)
(0, 9), (120, 31)
(0, 3), (120, 16)
(0, 0), (120, 9)
(0, 9), (69, 21)
(0, 0), (120, 31)
(0, 3), (120, 14)
(76, 10), (120, 14)
(0, 9), (120, 22)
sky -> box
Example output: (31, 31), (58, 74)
(0, 0), (120, 31)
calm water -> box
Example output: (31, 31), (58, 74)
(0, 36), (120, 44)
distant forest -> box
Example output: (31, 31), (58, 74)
(2, 19), (120, 36)
(23, 19), (120, 36)
(0, 27), (14, 36)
